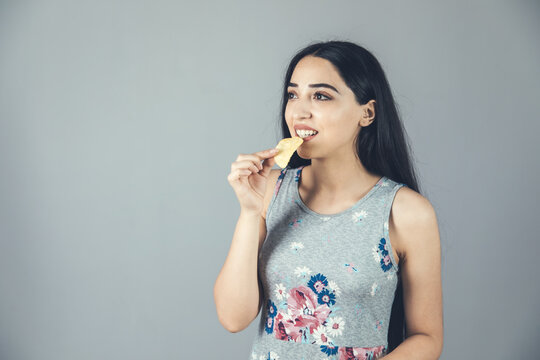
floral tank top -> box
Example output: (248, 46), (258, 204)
(249, 165), (406, 360)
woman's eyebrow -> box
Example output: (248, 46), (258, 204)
(288, 82), (340, 94)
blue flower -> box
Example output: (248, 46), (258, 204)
(381, 255), (392, 272)
(320, 344), (339, 356)
(264, 315), (274, 334)
(317, 288), (336, 306)
(267, 299), (277, 318)
(294, 167), (302, 182)
(308, 273), (328, 294)
(378, 238), (389, 256)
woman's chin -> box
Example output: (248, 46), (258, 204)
(296, 150), (311, 160)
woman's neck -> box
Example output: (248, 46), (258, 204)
(302, 158), (381, 198)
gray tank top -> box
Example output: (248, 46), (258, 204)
(249, 165), (406, 360)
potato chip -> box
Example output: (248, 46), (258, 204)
(274, 136), (304, 168)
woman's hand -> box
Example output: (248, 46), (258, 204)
(228, 148), (278, 214)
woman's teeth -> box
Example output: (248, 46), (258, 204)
(296, 129), (318, 138)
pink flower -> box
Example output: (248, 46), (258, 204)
(338, 345), (386, 360)
(273, 312), (292, 341)
(286, 285), (331, 334)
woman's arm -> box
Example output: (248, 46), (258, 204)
(213, 169), (281, 333)
(384, 188), (444, 359)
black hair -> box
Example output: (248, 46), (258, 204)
(277, 40), (422, 352)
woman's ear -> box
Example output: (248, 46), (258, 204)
(359, 99), (376, 127)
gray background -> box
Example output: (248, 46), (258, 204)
(1, 0), (539, 359)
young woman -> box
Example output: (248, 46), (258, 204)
(214, 40), (443, 360)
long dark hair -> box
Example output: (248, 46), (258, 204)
(277, 40), (422, 352)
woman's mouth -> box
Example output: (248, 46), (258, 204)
(296, 129), (318, 142)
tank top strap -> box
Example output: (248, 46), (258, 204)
(266, 165), (306, 226)
(379, 180), (407, 273)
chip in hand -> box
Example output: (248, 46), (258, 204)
(274, 136), (304, 168)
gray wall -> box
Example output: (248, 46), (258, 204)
(1, 0), (538, 359)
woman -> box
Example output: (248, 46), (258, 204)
(214, 40), (443, 360)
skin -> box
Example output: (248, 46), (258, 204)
(282, 55), (444, 357)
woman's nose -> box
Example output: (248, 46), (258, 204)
(291, 97), (312, 119)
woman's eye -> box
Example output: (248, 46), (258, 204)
(287, 92), (331, 101)
(314, 92), (331, 100)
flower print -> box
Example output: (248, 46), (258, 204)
(267, 299), (277, 318)
(383, 220), (389, 235)
(373, 238), (393, 272)
(320, 343), (339, 356)
(380, 254), (392, 271)
(286, 285), (331, 335)
(294, 266), (312, 278)
(337, 344), (386, 360)
(374, 320), (383, 331)
(269, 272), (342, 348)
(328, 280), (341, 297)
(288, 218), (302, 228)
(251, 351), (257, 360)
(265, 315), (274, 334)
(274, 311), (308, 343)
(262, 351), (280, 360)
(351, 210), (368, 223)
(344, 263), (358, 273)
(273, 311), (294, 341)
(294, 166), (304, 182)
(290, 242), (304, 251)
(378, 237), (389, 255)
(370, 282), (378, 296)
(273, 169), (286, 196)
(312, 324), (333, 345)
(317, 288), (336, 306)
(371, 246), (380, 263)
(378, 238), (393, 272)
(274, 283), (287, 300)
(326, 316), (345, 337)
(308, 273), (328, 294)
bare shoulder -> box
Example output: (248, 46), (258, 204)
(390, 186), (443, 348)
(390, 186), (439, 261)
(262, 168), (283, 219)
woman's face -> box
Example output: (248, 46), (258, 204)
(285, 55), (373, 161)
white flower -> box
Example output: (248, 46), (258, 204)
(320, 216), (331, 221)
(328, 280), (341, 297)
(326, 316), (345, 337)
(351, 210), (368, 223)
(372, 245), (380, 263)
(371, 282), (378, 296)
(251, 352), (257, 360)
(294, 266), (312, 278)
(274, 283), (287, 300)
(269, 351), (279, 360)
(384, 220), (389, 234)
(312, 324), (333, 345)
(387, 272), (395, 281)
(290, 242), (304, 250)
